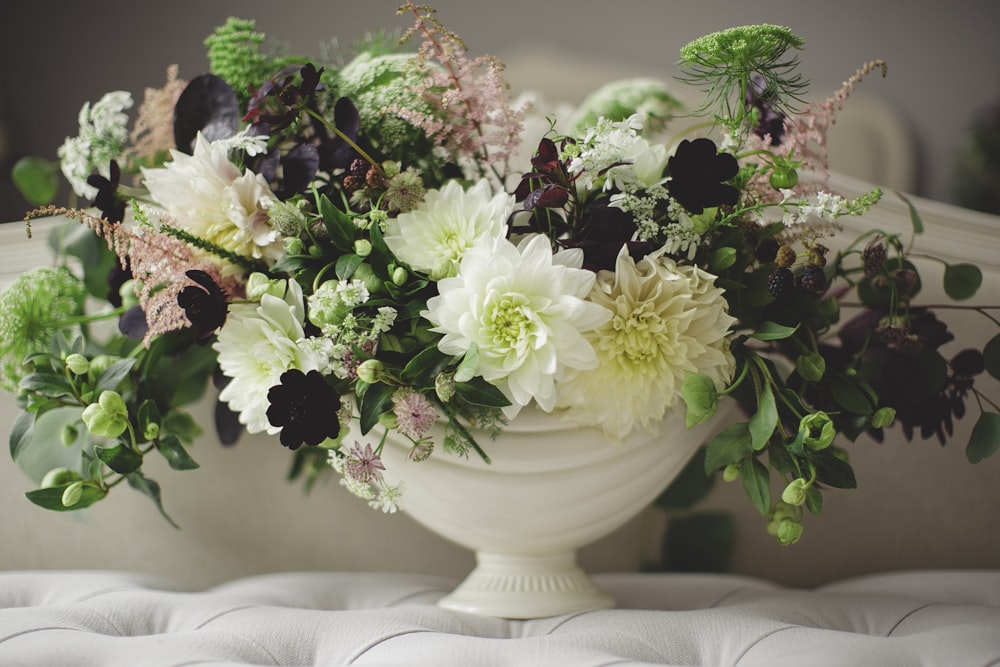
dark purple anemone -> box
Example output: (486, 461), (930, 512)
(667, 138), (739, 214)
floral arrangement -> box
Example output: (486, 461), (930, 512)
(6, 3), (999, 544)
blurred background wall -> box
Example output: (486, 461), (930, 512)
(0, 0), (998, 220)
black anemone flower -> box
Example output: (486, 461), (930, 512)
(667, 138), (740, 214)
(266, 369), (342, 450)
(87, 160), (125, 223)
(177, 270), (228, 344)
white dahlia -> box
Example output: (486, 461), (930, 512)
(422, 234), (611, 416)
(142, 133), (281, 262)
(557, 246), (736, 440)
(214, 280), (327, 434)
(383, 179), (513, 280)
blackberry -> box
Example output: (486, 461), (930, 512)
(756, 238), (779, 263)
(365, 168), (385, 188)
(775, 244), (796, 268)
(343, 174), (362, 193)
(862, 239), (887, 277)
(797, 264), (827, 294)
(767, 267), (794, 297)
(349, 158), (369, 180)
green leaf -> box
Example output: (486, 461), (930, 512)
(335, 253), (365, 281)
(681, 371), (718, 428)
(319, 194), (359, 251)
(95, 444), (144, 475)
(750, 321), (799, 341)
(827, 371), (875, 415)
(740, 457), (771, 515)
(26, 483), (107, 511)
(748, 382), (777, 451)
(709, 246), (737, 272)
(984, 334), (1000, 381)
(811, 450), (857, 489)
(453, 377), (511, 408)
(162, 410), (203, 444)
(654, 447), (716, 510)
(703, 422), (752, 473)
(943, 263), (982, 300)
(804, 486), (823, 516)
(661, 511), (733, 573)
(400, 346), (452, 386)
(966, 412), (1000, 463)
(9, 410), (35, 460)
(359, 382), (395, 434)
(896, 191), (924, 234)
(11, 156), (59, 206)
(126, 473), (179, 528)
(156, 435), (200, 471)
(19, 372), (75, 398)
(95, 358), (137, 393)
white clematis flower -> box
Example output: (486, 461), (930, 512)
(422, 233), (611, 416)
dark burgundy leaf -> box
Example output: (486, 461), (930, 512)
(173, 74), (240, 153)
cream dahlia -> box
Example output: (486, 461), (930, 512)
(383, 178), (513, 280)
(557, 246), (736, 440)
(422, 233), (611, 416)
(142, 133), (281, 263)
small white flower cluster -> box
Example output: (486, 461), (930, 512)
(781, 190), (849, 226)
(567, 114), (668, 193)
(57, 91), (133, 199)
(307, 279), (397, 379)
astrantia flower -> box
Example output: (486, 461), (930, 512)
(557, 246), (736, 440)
(667, 138), (740, 214)
(214, 279), (327, 433)
(142, 133), (281, 263)
(265, 368), (342, 450)
(423, 234), (611, 416)
(392, 388), (438, 440)
(384, 179), (513, 280)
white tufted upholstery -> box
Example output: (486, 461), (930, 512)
(1, 570), (998, 666)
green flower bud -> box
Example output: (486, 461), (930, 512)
(356, 359), (384, 385)
(722, 463), (741, 482)
(61, 481), (84, 507)
(82, 390), (129, 438)
(775, 518), (803, 545)
(354, 239), (373, 257)
(435, 372), (456, 402)
(378, 412), (398, 430)
(391, 266), (408, 286)
(769, 166), (799, 190)
(64, 353), (90, 375)
(143, 422), (160, 440)
(60, 423), (79, 446)
(308, 244), (323, 257)
(41, 467), (82, 488)
(798, 411), (835, 450)
(781, 478), (810, 506)
(284, 237), (306, 255)
(352, 262), (382, 295)
(245, 272), (286, 301)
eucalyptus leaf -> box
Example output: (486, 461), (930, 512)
(983, 334), (1000, 380)
(943, 263), (982, 300)
(11, 156), (59, 206)
(966, 412), (1000, 463)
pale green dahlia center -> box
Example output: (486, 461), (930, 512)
(484, 293), (537, 353)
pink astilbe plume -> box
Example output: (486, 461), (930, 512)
(25, 206), (244, 347)
(393, 1), (527, 180)
(127, 65), (188, 169)
(746, 59), (888, 202)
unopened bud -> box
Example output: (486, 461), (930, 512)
(775, 519), (803, 545)
(435, 372), (456, 402)
(391, 266), (408, 286)
(356, 359), (384, 385)
(722, 463), (741, 482)
(61, 481), (84, 507)
(781, 478), (810, 506)
(41, 467), (81, 489)
(245, 272), (286, 301)
(82, 390), (129, 438)
(65, 353), (90, 375)
(354, 239), (373, 257)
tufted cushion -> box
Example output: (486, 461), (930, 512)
(1, 570), (998, 666)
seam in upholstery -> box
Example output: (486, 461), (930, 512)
(885, 602), (937, 637)
(0, 625), (100, 644)
(347, 628), (438, 664)
(191, 604), (260, 630)
(732, 624), (798, 665)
